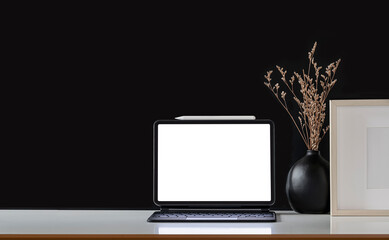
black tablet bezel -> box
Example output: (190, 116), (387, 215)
(153, 119), (275, 208)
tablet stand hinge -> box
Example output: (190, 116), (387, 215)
(160, 207), (269, 212)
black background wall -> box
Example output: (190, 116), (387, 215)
(2, 2), (388, 209)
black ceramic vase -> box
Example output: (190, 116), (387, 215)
(286, 150), (330, 213)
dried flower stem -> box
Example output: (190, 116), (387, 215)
(264, 42), (341, 150)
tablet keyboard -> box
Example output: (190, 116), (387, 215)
(147, 211), (276, 222)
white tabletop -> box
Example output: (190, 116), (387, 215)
(1, 210), (389, 235)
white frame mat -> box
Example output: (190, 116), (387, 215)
(330, 99), (389, 215)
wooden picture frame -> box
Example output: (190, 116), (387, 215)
(330, 99), (389, 216)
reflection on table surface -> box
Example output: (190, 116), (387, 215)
(156, 223), (272, 234)
(331, 216), (389, 234)
(154, 213), (330, 235)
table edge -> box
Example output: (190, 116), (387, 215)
(1, 234), (389, 239)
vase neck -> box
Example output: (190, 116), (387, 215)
(306, 150), (320, 156)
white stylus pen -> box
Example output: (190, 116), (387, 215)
(175, 115), (256, 120)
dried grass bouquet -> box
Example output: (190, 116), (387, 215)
(264, 42), (341, 151)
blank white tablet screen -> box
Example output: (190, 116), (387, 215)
(157, 124), (271, 201)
